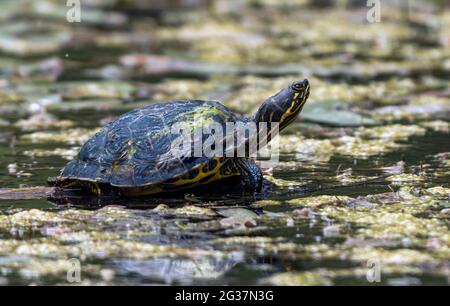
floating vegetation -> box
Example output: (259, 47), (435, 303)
(14, 114), (75, 131)
(23, 148), (79, 160)
(20, 128), (100, 145)
(60, 82), (138, 100)
(420, 121), (450, 133)
(386, 174), (425, 184)
(0, 0), (449, 286)
(333, 136), (402, 158)
(374, 97), (450, 122)
(356, 125), (427, 141)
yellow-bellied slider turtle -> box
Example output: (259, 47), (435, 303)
(49, 79), (310, 197)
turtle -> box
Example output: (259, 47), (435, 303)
(48, 79), (310, 197)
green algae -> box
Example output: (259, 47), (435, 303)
(0, 206), (237, 281)
(420, 121), (450, 133)
(14, 114), (75, 131)
(287, 195), (351, 208)
(23, 148), (79, 160)
(265, 176), (309, 188)
(0, 0), (449, 286)
(20, 128), (100, 145)
(264, 271), (333, 286)
(61, 82), (138, 100)
(279, 126), (424, 161)
(386, 174), (425, 184)
(356, 125), (426, 141)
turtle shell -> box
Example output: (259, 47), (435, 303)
(56, 100), (247, 192)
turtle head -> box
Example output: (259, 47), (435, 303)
(254, 79), (310, 132)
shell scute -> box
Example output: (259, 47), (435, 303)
(58, 100), (243, 190)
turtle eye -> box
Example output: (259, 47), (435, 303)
(292, 83), (305, 92)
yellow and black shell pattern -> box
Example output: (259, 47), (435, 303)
(51, 100), (248, 196)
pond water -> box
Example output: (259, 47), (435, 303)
(0, 0), (449, 285)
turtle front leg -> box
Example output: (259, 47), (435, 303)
(237, 159), (263, 194)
